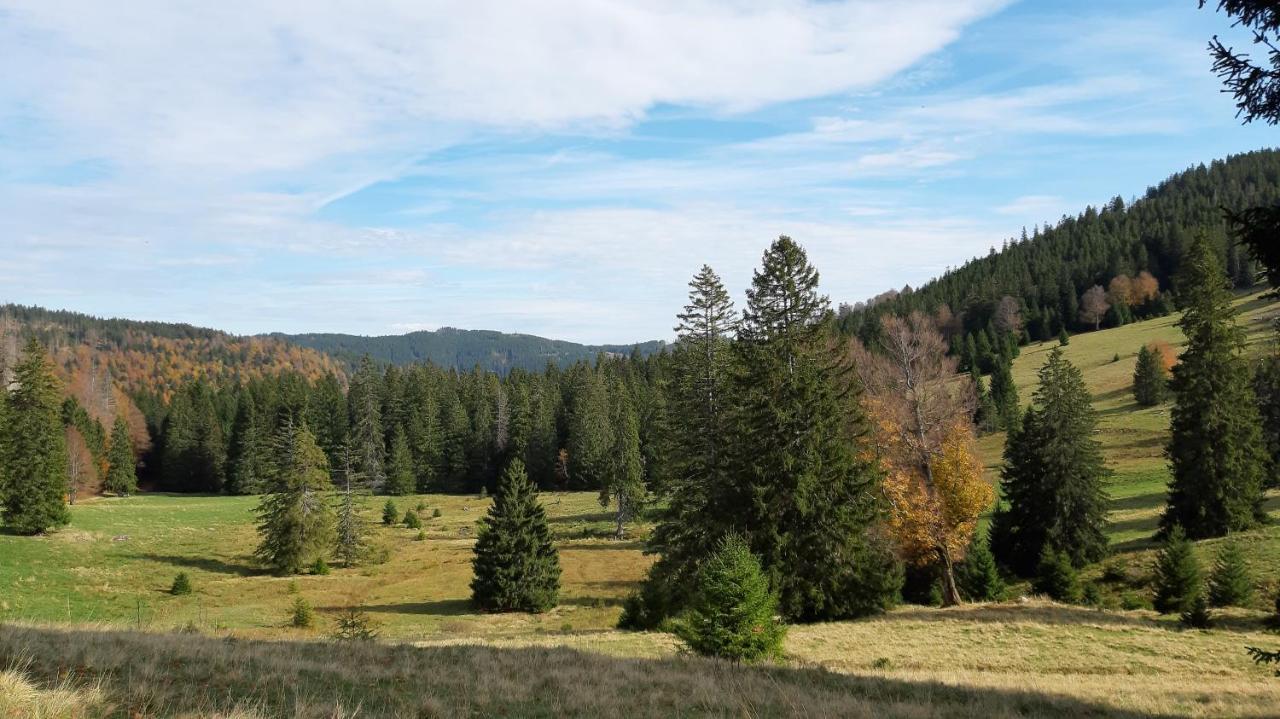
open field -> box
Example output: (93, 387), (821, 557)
(6, 294), (1280, 716)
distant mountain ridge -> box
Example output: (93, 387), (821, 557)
(270, 327), (666, 374)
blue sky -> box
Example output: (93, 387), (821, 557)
(0, 0), (1273, 343)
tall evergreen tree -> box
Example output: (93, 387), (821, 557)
(254, 421), (336, 575)
(470, 458), (560, 612)
(566, 364), (610, 489)
(600, 376), (644, 539)
(334, 446), (371, 567)
(991, 348), (1109, 576)
(1132, 343), (1169, 406)
(159, 380), (225, 493)
(0, 339), (70, 534)
(1253, 350), (1280, 488)
(384, 425), (415, 496)
(103, 416), (138, 496)
(730, 236), (899, 621)
(988, 355), (1019, 431)
(1163, 235), (1267, 538)
(225, 392), (267, 495)
(348, 355), (386, 490)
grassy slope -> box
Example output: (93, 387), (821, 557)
(6, 294), (1280, 716)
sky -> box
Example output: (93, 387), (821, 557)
(0, 0), (1274, 344)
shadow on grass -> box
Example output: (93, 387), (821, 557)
(0, 623), (1185, 718)
(559, 539), (646, 551)
(873, 602), (1163, 629)
(1107, 515), (1159, 538)
(135, 552), (260, 577)
(340, 598), (474, 615)
(548, 511), (616, 525)
(1108, 492), (1165, 513)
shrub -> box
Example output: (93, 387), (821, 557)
(290, 597), (314, 628)
(1032, 547), (1081, 603)
(1207, 540), (1254, 607)
(332, 608), (378, 642)
(415, 530), (426, 541)
(403, 510), (421, 529)
(674, 533), (786, 663)
(169, 572), (193, 596)
(1153, 526), (1201, 614)
(432, 508), (442, 519)
(382, 499), (398, 526)
(416, 501), (426, 512)
(1181, 592), (1213, 628)
(311, 557), (330, 576)
(1120, 592), (1151, 611)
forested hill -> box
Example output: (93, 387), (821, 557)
(839, 148), (1280, 347)
(271, 327), (665, 374)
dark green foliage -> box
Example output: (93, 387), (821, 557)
(403, 509), (421, 529)
(1207, 540), (1254, 607)
(432, 507), (442, 519)
(1058, 329), (1069, 346)
(331, 608), (378, 642)
(311, 557), (330, 576)
(333, 449), (370, 567)
(290, 597), (314, 628)
(600, 375), (644, 538)
(674, 534), (786, 663)
(1181, 592), (1213, 628)
(1082, 583), (1103, 607)
(158, 380), (225, 493)
(1, 339), (71, 534)
(988, 356), (1019, 430)
(103, 416), (138, 496)
(1132, 344), (1169, 406)
(991, 349), (1109, 576)
(382, 499), (398, 526)
(254, 422), (336, 575)
(956, 534), (1004, 602)
(1032, 547), (1082, 604)
(1163, 236), (1267, 538)
(1153, 525), (1203, 614)
(225, 393), (267, 495)
(470, 459), (561, 613)
(347, 356), (386, 489)
(1246, 645), (1280, 675)
(1252, 350), (1280, 488)
(384, 426), (415, 496)
(170, 572), (193, 596)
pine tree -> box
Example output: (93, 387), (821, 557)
(103, 416), (138, 496)
(1163, 235), (1268, 538)
(1207, 539), (1254, 607)
(600, 376), (644, 539)
(334, 447), (370, 567)
(384, 426), (415, 496)
(1032, 546), (1082, 603)
(674, 533), (786, 663)
(226, 393), (267, 495)
(729, 236), (899, 621)
(988, 356), (1019, 431)
(470, 459), (561, 612)
(991, 348), (1109, 576)
(1132, 344), (1170, 406)
(0, 339), (70, 534)
(254, 421), (336, 575)
(1153, 525), (1202, 614)
(956, 532), (1005, 602)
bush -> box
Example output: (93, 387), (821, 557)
(1120, 592), (1151, 611)
(416, 501), (426, 512)
(1181, 592), (1213, 628)
(311, 557), (330, 576)
(674, 534), (786, 663)
(1207, 540), (1254, 607)
(432, 508), (442, 519)
(1153, 526), (1201, 614)
(290, 597), (314, 628)
(403, 510), (421, 529)
(169, 572), (193, 596)
(1032, 547), (1081, 603)
(332, 607), (378, 642)
(415, 530), (426, 541)
(382, 499), (398, 526)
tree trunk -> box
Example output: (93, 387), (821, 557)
(938, 547), (962, 607)
(614, 491), (626, 539)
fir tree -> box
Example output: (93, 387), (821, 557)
(991, 348), (1109, 576)
(1058, 328), (1070, 346)
(226, 393), (267, 495)
(170, 572), (193, 596)
(1032, 546), (1082, 603)
(729, 236), (899, 621)
(1153, 525), (1202, 614)
(956, 532), (1004, 602)
(674, 533), (786, 663)
(334, 447), (370, 567)
(1, 339), (70, 534)
(384, 426), (415, 496)
(1252, 350), (1280, 489)
(566, 365), (610, 489)
(600, 376), (644, 539)
(103, 416), (138, 496)
(403, 508), (421, 529)
(254, 421), (336, 575)
(470, 458), (561, 612)
(1207, 539), (1254, 607)
(348, 355), (387, 489)
(382, 498), (398, 526)
(988, 356), (1019, 431)
(1182, 592), (1213, 628)
(1163, 236), (1268, 538)
(1132, 344), (1169, 406)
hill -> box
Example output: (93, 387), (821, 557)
(271, 327), (665, 374)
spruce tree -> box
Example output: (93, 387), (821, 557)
(384, 426), (415, 496)
(334, 447), (370, 567)
(566, 365), (610, 489)
(470, 458), (560, 612)
(1132, 344), (1169, 406)
(1163, 235), (1267, 538)
(226, 393), (267, 495)
(956, 532), (1005, 602)
(1032, 546), (1082, 603)
(1253, 350), (1280, 489)
(729, 236), (899, 621)
(1207, 539), (1254, 607)
(254, 421), (336, 575)
(988, 356), (1019, 431)
(1, 339), (70, 534)
(600, 376), (644, 539)
(1153, 525), (1203, 614)
(674, 533), (786, 663)
(348, 355), (386, 489)
(381, 498), (398, 526)
(103, 416), (138, 496)
(991, 348), (1109, 576)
